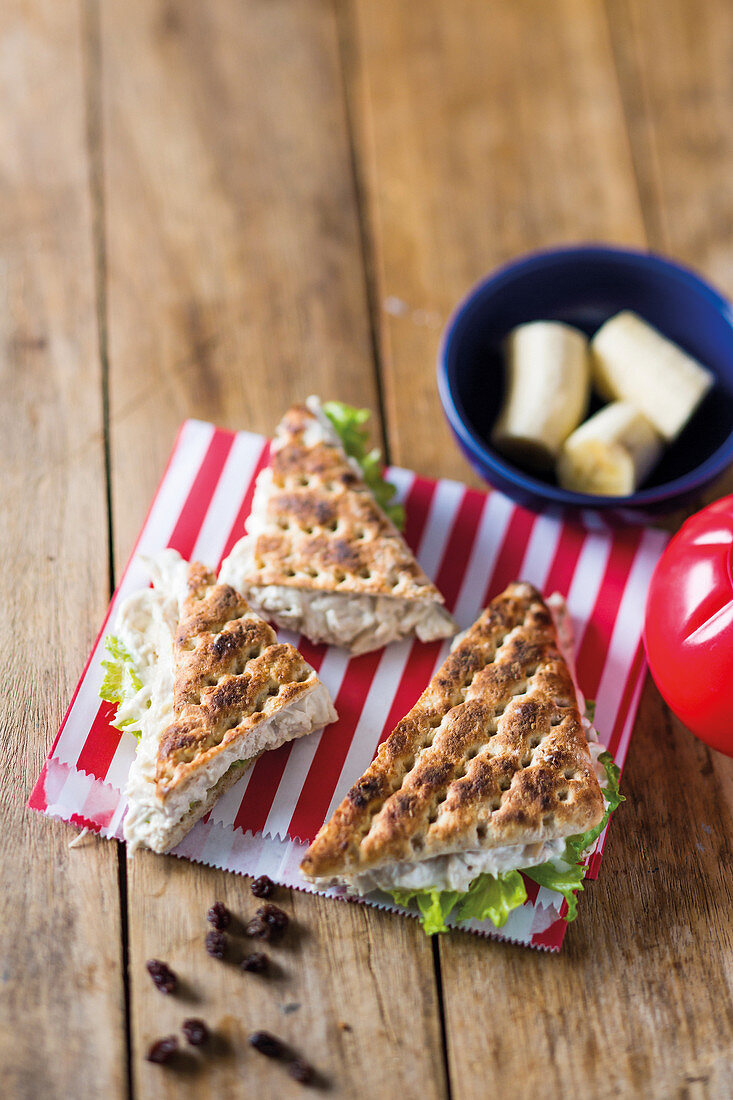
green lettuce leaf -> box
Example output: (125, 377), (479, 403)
(99, 635), (146, 740)
(387, 755), (624, 933)
(416, 891), (462, 935)
(456, 869), (527, 927)
(562, 750), (624, 865)
(322, 401), (405, 529)
(598, 750), (624, 810)
(387, 870), (526, 935)
(523, 859), (587, 921)
(387, 888), (460, 935)
(526, 751), (625, 919)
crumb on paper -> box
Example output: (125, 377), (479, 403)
(68, 827), (91, 848)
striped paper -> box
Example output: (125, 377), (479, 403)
(30, 419), (667, 950)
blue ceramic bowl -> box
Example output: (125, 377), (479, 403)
(437, 245), (733, 519)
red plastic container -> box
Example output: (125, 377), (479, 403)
(644, 494), (733, 757)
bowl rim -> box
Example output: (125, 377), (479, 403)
(437, 243), (733, 509)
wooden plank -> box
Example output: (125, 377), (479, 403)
(605, 0), (733, 511)
(99, 1), (446, 1095)
(0, 2), (126, 1097)
(126, 855), (446, 1096)
(601, 12), (733, 1089)
(345, 0), (646, 482)
(349, 0), (733, 1096)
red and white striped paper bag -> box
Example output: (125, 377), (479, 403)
(30, 419), (667, 951)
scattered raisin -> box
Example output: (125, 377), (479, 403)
(289, 1057), (314, 1084)
(249, 1031), (288, 1060)
(249, 1031), (315, 1083)
(241, 952), (268, 974)
(146, 1036), (179, 1064)
(181, 1018), (209, 1046)
(205, 929), (227, 959)
(257, 903), (289, 937)
(250, 874), (275, 899)
(145, 959), (177, 995)
(207, 901), (231, 930)
(245, 916), (271, 940)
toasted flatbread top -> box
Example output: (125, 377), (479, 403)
(155, 563), (320, 798)
(239, 401), (447, 602)
(301, 582), (605, 879)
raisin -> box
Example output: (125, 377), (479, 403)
(145, 959), (177, 995)
(240, 951), (268, 974)
(146, 1036), (179, 1064)
(245, 916), (271, 941)
(207, 901), (231, 930)
(181, 1018), (209, 1046)
(250, 874), (275, 899)
(257, 903), (289, 936)
(249, 1031), (288, 1060)
(289, 1057), (314, 1084)
(205, 929), (227, 959)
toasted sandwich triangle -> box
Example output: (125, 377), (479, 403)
(300, 582), (605, 883)
(218, 398), (455, 653)
(155, 561), (337, 802)
(122, 560), (336, 854)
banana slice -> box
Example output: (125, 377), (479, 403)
(492, 321), (590, 472)
(557, 401), (663, 496)
(591, 311), (714, 441)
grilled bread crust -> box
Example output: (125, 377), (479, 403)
(155, 563), (319, 797)
(240, 403), (448, 603)
(301, 582), (605, 880)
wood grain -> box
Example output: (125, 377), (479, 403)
(126, 856), (445, 1097)
(10, 0), (733, 1095)
(606, 0), (733, 513)
(98, 2), (445, 1096)
(103, 0), (382, 534)
(349, 0), (733, 1096)
(0, 2), (126, 1097)
(345, 0), (646, 482)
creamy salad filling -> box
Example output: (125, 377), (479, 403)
(113, 549), (189, 736)
(113, 551), (186, 852)
(219, 558), (455, 654)
(340, 839), (568, 896)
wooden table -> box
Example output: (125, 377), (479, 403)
(5, 2), (733, 1097)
